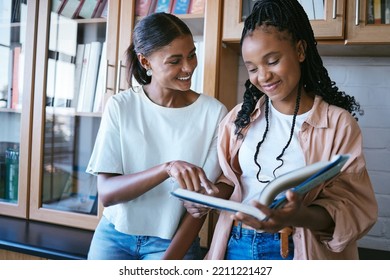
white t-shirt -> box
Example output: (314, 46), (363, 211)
(87, 86), (227, 239)
(239, 100), (310, 204)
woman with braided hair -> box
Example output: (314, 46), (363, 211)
(86, 12), (227, 260)
(202, 0), (377, 259)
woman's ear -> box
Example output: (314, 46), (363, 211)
(297, 40), (307, 62)
(137, 53), (150, 70)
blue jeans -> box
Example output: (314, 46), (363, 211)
(88, 216), (202, 260)
(225, 222), (294, 260)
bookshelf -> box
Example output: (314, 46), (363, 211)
(27, 0), (110, 230)
(0, 0), (36, 218)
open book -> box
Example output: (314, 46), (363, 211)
(171, 154), (350, 221)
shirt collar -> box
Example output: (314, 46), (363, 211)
(249, 95), (329, 128)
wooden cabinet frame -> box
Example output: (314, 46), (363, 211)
(346, 0), (390, 44)
(222, 0), (346, 42)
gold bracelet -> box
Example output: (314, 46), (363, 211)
(167, 161), (176, 177)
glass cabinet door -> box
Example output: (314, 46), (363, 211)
(30, 0), (112, 230)
(224, 0), (345, 41)
(0, 0), (37, 217)
(346, 0), (390, 43)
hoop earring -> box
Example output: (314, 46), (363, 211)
(146, 69), (153, 76)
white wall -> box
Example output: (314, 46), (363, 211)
(236, 56), (390, 251)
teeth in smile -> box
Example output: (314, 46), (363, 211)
(178, 75), (191, 81)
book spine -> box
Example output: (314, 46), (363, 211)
(46, 58), (57, 106)
(60, 0), (82, 18)
(56, 0), (69, 14)
(6, 47), (14, 109)
(135, 0), (154, 17)
(81, 41), (102, 112)
(93, 42), (107, 112)
(11, 46), (21, 109)
(367, 0), (375, 23)
(53, 54), (76, 107)
(93, 0), (108, 18)
(381, 0), (386, 23)
(72, 44), (85, 109)
(313, 0), (324, 20)
(374, 0), (382, 24)
(5, 146), (19, 202)
(52, 0), (65, 13)
(188, 0), (205, 14)
(78, 0), (99, 19)
(0, 151), (5, 199)
(171, 0), (191, 14)
(77, 43), (91, 112)
(298, 0), (315, 20)
(381, 0), (390, 24)
(153, 0), (173, 13)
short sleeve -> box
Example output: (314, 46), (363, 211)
(86, 97), (124, 175)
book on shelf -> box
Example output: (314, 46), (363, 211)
(51, 0), (65, 13)
(92, 0), (107, 18)
(11, 46), (21, 109)
(368, 0), (375, 24)
(11, 0), (22, 23)
(80, 41), (102, 112)
(76, 43), (91, 111)
(381, 0), (390, 24)
(188, 0), (205, 14)
(99, 0), (108, 18)
(386, 0), (390, 24)
(298, 0), (315, 20)
(59, 0), (84, 18)
(56, 0), (68, 14)
(0, 46), (12, 108)
(171, 154), (350, 221)
(77, 0), (100, 19)
(135, 0), (154, 17)
(374, 0), (382, 24)
(171, 0), (191, 14)
(152, 0), (173, 13)
(46, 58), (57, 106)
(93, 41), (107, 112)
(72, 43), (85, 108)
(313, 0), (324, 20)
(49, 13), (78, 57)
(53, 54), (76, 107)
(0, 1), (12, 45)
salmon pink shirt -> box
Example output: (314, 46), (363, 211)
(206, 95), (377, 260)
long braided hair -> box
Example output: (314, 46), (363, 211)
(235, 0), (361, 182)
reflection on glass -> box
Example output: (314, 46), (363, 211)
(0, 0), (27, 204)
(42, 114), (100, 215)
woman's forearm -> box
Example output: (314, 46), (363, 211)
(97, 163), (170, 207)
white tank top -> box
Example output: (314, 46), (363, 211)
(239, 99), (311, 204)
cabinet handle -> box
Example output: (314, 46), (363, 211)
(117, 60), (123, 92)
(117, 60), (127, 92)
(105, 60), (115, 91)
(355, 0), (360, 26)
(332, 0), (337, 19)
